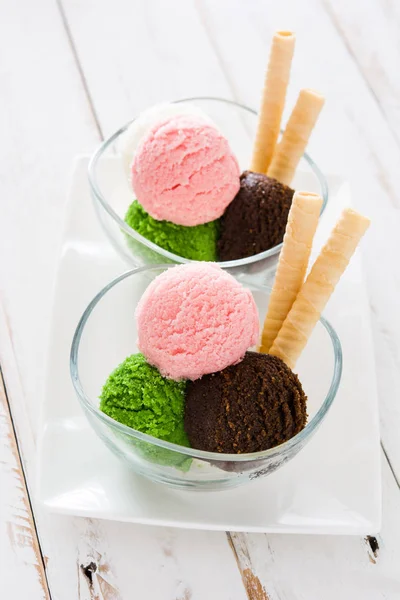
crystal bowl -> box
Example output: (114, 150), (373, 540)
(70, 265), (342, 491)
(88, 98), (328, 283)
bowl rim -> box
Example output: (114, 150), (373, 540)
(87, 96), (329, 268)
(70, 264), (343, 463)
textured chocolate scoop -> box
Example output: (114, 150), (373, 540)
(217, 171), (294, 261)
(184, 351), (307, 454)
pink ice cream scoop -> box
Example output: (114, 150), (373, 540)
(135, 263), (259, 381)
(131, 115), (240, 226)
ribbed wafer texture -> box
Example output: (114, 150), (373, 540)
(268, 89), (325, 185)
(269, 208), (370, 368)
(259, 191), (322, 353)
(250, 31), (295, 174)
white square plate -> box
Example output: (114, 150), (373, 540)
(36, 157), (381, 534)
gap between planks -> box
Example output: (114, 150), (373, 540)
(227, 533), (269, 600)
(0, 368), (51, 600)
(321, 0), (400, 151)
(55, 0), (104, 141)
(381, 441), (400, 491)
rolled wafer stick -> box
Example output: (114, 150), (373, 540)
(258, 191), (322, 354)
(250, 31), (295, 174)
(269, 208), (370, 369)
(268, 88), (325, 185)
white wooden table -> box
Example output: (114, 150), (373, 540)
(1, 1), (400, 598)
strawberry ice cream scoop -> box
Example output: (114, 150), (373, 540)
(135, 264), (259, 381)
(131, 115), (240, 226)
(119, 103), (213, 180)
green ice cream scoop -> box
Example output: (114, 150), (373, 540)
(125, 200), (219, 261)
(100, 353), (189, 446)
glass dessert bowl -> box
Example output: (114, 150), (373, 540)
(70, 264), (342, 491)
(88, 98), (328, 281)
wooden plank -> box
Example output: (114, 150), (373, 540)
(0, 369), (50, 600)
(0, 0), (100, 443)
(0, 0), (102, 595)
(227, 453), (400, 600)
(58, 0), (233, 137)
(75, 521), (247, 600)
(322, 0), (400, 145)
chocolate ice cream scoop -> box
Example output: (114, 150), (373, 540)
(217, 171), (294, 261)
(184, 351), (307, 454)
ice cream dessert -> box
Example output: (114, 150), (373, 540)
(118, 31), (325, 263)
(125, 200), (219, 261)
(185, 352), (307, 453)
(120, 104), (240, 261)
(100, 263), (308, 456)
(99, 189), (370, 462)
(100, 353), (189, 448)
(218, 171), (294, 261)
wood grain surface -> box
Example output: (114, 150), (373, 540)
(1, 1), (399, 598)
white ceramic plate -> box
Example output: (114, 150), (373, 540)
(36, 157), (381, 534)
